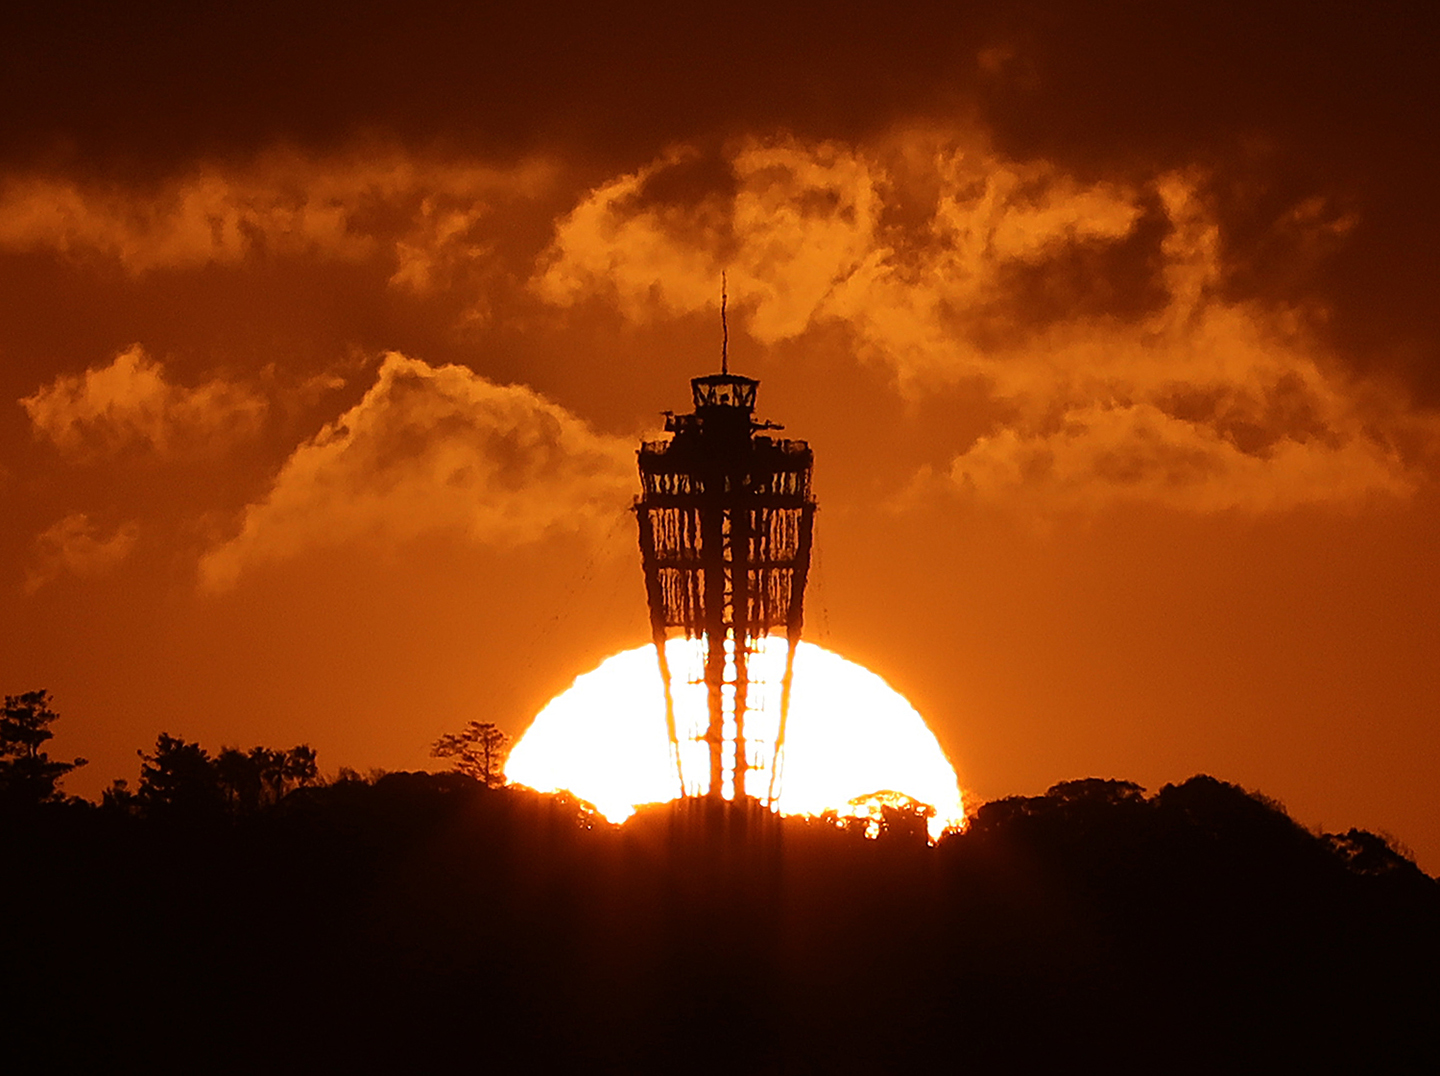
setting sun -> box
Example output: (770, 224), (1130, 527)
(505, 637), (965, 839)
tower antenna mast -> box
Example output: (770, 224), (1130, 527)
(721, 272), (729, 376)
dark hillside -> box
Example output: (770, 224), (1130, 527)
(3, 774), (1436, 1072)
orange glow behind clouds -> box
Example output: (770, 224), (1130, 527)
(505, 638), (965, 840)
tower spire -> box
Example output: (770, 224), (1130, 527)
(720, 272), (729, 375)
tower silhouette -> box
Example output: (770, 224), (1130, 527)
(636, 368), (816, 806)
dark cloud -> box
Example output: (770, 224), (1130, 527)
(0, 2), (987, 170)
(8, 3), (1430, 170)
(980, 194), (1173, 337)
(968, 1), (1440, 395)
(7, 1), (1436, 394)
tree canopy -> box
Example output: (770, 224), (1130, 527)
(0, 690), (85, 807)
(431, 720), (510, 787)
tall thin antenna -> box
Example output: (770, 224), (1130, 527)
(721, 271), (729, 375)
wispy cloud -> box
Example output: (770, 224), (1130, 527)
(21, 345), (267, 459)
(0, 149), (557, 283)
(198, 352), (635, 591)
(25, 513), (138, 592)
(21, 350), (266, 458)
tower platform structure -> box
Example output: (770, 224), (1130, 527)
(636, 371), (816, 807)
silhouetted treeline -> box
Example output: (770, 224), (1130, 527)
(2, 771), (1436, 1072)
(101, 732), (319, 818)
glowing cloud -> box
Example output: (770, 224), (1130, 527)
(535, 132), (1420, 511)
(198, 352), (635, 590)
(0, 150), (556, 281)
(947, 399), (1412, 511)
(26, 513), (139, 592)
(21, 345), (265, 459)
(536, 138), (888, 339)
(535, 131), (1142, 365)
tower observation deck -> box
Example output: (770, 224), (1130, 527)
(636, 372), (816, 806)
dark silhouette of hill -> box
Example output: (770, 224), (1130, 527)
(2, 771), (1436, 1073)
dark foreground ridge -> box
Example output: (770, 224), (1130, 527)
(4, 774), (1437, 1072)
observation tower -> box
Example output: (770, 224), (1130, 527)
(635, 351), (816, 808)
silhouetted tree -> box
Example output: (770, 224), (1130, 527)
(281, 743), (319, 790)
(101, 777), (136, 812)
(431, 721), (509, 787)
(124, 735), (320, 817)
(1046, 776), (1147, 808)
(965, 777), (1149, 841)
(1324, 827), (1424, 879)
(135, 733), (224, 816)
(215, 747), (264, 813)
(0, 689), (86, 807)
(215, 744), (319, 812)
(843, 789), (936, 843)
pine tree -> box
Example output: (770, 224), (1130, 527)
(431, 721), (510, 787)
(0, 690), (86, 807)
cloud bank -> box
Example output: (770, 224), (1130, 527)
(5, 130), (1428, 518)
(0, 150), (555, 282)
(537, 133), (1418, 510)
(199, 353), (635, 590)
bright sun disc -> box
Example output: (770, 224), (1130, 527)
(505, 638), (964, 840)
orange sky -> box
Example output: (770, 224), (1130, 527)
(4, 3), (1440, 866)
